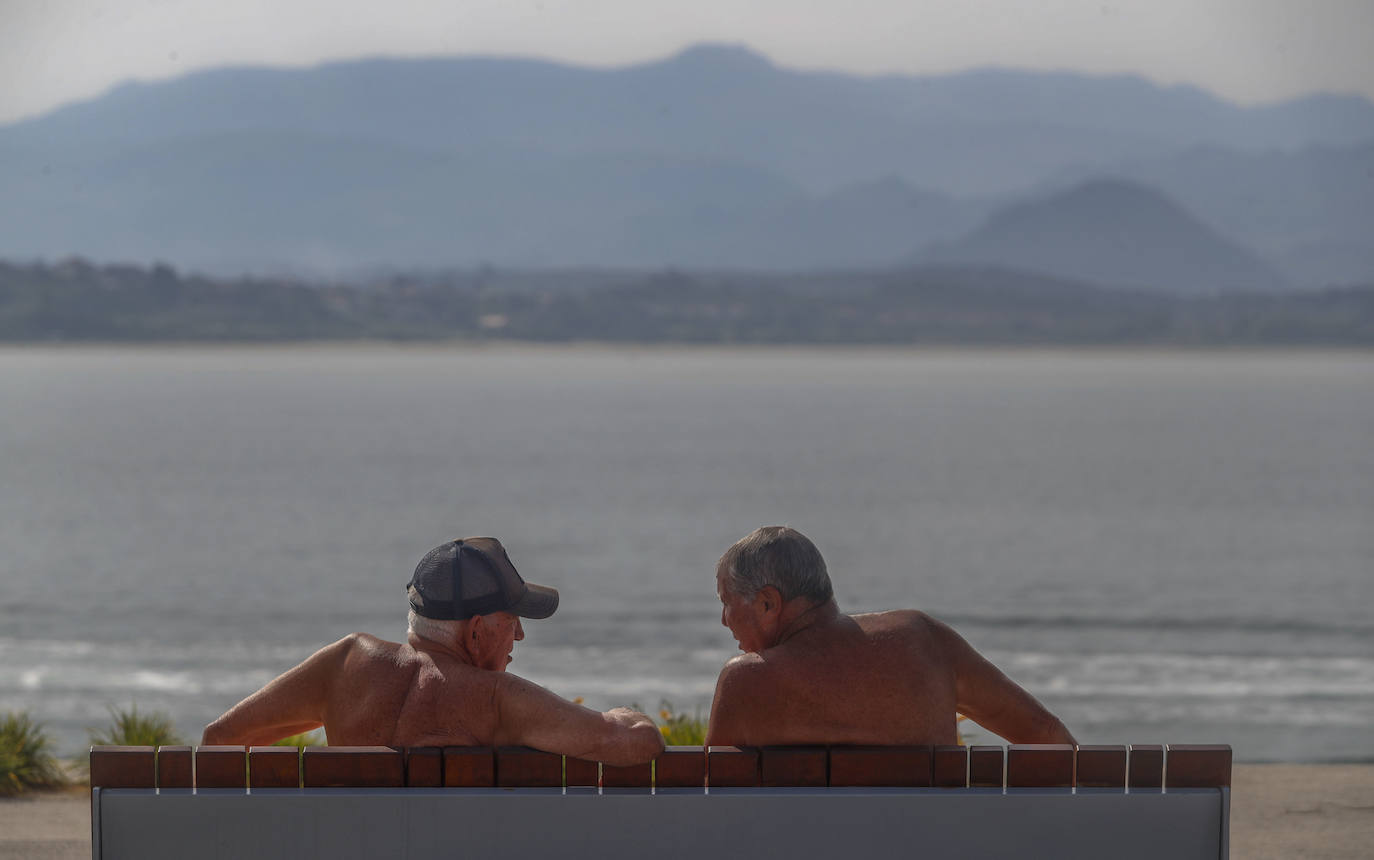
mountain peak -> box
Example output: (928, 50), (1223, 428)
(924, 177), (1287, 293)
(1021, 177), (1191, 224)
(663, 43), (775, 72)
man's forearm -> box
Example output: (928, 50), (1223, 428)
(1005, 712), (1077, 745)
(202, 715), (321, 746)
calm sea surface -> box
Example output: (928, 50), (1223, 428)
(1, 346), (1371, 762)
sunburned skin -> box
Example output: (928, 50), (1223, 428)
(203, 611), (663, 766)
(706, 552), (1076, 748)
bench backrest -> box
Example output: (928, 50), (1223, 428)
(90, 744), (1231, 860)
(88, 742), (1231, 790)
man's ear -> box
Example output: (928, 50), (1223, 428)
(756, 585), (783, 616)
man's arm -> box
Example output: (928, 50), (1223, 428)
(929, 615), (1077, 745)
(201, 635), (352, 745)
(491, 674), (664, 766)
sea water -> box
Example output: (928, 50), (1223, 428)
(1, 346), (1370, 761)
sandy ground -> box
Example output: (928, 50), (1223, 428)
(1, 764), (1371, 859)
(1230, 765), (1374, 860)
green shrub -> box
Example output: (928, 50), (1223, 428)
(272, 730), (326, 747)
(89, 704), (184, 748)
(655, 701), (707, 746)
(0, 711), (67, 796)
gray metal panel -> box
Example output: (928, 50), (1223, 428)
(98, 787), (1226, 860)
(1220, 786), (1231, 859)
(90, 787), (101, 860)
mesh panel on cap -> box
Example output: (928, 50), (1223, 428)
(414, 549), (455, 603)
(410, 539), (522, 618)
(457, 545), (502, 602)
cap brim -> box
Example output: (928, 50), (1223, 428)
(511, 583), (559, 620)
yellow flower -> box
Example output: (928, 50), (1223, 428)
(659, 709), (672, 721)
(573, 696), (584, 705)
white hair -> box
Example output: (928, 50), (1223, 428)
(719, 526), (833, 604)
(407, 609), (466, 648)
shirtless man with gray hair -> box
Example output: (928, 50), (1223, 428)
(204, 537), (664, 766)
(705, 526), (1075, 747)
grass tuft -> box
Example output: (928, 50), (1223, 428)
(0, 711), (67, 796)
(88, 704), (184, 748)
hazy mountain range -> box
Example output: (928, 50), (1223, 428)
(1, 43), (1371, 290)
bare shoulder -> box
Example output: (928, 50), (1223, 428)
(707, 652), (779, 746)
(333, 632), (406, 667)
(345, 632), (394, 654)
(854, 609), (941, 637)
(493, 669), (551, 698)
(720, 651), (767, 674)
(715, 651), (777, 693)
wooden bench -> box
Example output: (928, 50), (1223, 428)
(90, 742), (1231, 859)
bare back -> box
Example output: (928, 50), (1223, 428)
(709, 610), (958, 746)
(706, 609), (1073, 747)
(203, 631), (667, 765)
(322, 634), (502, 747)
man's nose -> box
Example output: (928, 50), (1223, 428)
(514, 619), (525, 641)
(720, 607), (727, 627)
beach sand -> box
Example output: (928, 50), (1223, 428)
(2, 764), (1371, 859)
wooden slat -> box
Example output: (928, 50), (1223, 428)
(931, 745), (968, 788)
(194, 745), (247, 788)
(1166, 744), (1233, 788)
(443, 747), (494, 787)
(760, 746), (827, 787)
(404, 747), (443, 787)
(89, 746), (155, 789)
(249, 746), (300, 788)
(302, 747), (403, 787)
(156, 746), (193, 789)
(654, 746), (705, 789)
(828, 746), (933, 787)
(706, 746), (759, 787)
(1128, 744), (1164, 790)
(564, 757), (598, 788)
(496, 747), (561, 788)
(969, 746), (1004, 788)
(1007, 744), (1074, 787)
(602, 761), (652, 788)
(1075, 745), (1127, 789)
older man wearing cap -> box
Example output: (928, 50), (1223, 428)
(705, 526), (1075, 748)
(203, 537), (664, 766)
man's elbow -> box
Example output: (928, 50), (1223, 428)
(1025, 713), (1076, 745)
(1046, 719), (1077, 746)
(598, 722), (665, 767)
(201, 717), (236, 746)
(628, 722), (666, 765)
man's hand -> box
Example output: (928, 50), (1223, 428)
(604, 707), (658, 733)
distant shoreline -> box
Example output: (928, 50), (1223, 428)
(5, 260), (1371, 346)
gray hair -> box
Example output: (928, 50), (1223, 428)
(407, 609), (466, 648)
(718, 526), (833, 605)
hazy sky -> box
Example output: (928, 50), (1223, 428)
(2, 0), (1372, 125)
